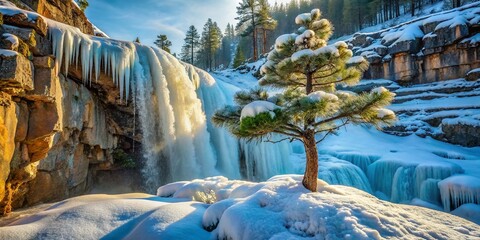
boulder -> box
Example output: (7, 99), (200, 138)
(0, 49), (33, 95)
(389, 38), (422, 55)
(26, 66), (57, 102)
(26, 135), (54, 163)
(424, 24), (469, 50)
(441, 122), (480, 147)
(14, 101), (28, 142)
(2, 25), (52, 56)
(2, 11), (47, 36)
(32, 55), (54, 69)
(466, 69), (480, 81)
(26, 101), (59, 141)
(0, 33), (32, 58)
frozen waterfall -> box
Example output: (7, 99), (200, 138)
(46, 19), (294, 190)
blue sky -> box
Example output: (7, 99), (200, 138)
(86, 0), (290, 54)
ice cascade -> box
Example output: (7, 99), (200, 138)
(46, 20), (294, 189)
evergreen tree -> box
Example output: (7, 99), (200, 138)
(154, 34), (172, 53)
(213, 9), (395, 192)
(236, 0), (260, 61)
(199, 19), (223, 70)
(257, 0), (278, 55)
(181, 25), (200, 65)
(76, 0), (88, 11)
(233, 46), (246, 68)
(134, 37), (141, 43)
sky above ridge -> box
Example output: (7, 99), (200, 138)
(85, 0), (291, 54)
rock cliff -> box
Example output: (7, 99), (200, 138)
(344, 3), (480, 146)
(0, 0), (140, 215)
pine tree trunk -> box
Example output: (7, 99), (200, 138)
(191, 42), (194, 64)
(262, 29), (267, 55)
(302, 130), (318, 192)
(251, 5), (258, 61)
(302, 72), (318, 192)
(411, 0), (415, 16)
(253, 27), (258, 61)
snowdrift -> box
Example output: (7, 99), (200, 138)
(1, 176), (479, 239)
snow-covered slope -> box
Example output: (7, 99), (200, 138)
(1, 176), (479, 239)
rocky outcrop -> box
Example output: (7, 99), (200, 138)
(0, 1), (140, 215)
(347, 3), (480, 85)
(19, 0), (93, 35)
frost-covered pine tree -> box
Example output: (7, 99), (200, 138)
(213, 9), (396, 192)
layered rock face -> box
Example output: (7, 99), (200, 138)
(345, 3), (480, 146)
(348, 3), (480, 85)
(0, 0), (139, 215)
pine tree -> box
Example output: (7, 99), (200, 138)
(233, 46), (246, 68)
(154, 34), (172, 53)
(76, 0), (88, 11)
(257, 0), (278, 55)
(134, 37), (141, 43)
(181, 25), (200, 65)
(213, 9), (396, 192)
(236, 0), (260, 61)
(200, 19), (222, 70)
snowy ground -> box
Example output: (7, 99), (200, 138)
(1, 176), (479, 239)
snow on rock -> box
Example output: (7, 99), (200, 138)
(2, 33), (19, 49)
(435, 15), (468, 30)
(460, 33), (480, 46)
(438, 175), (480, 211)
(0, 49), (18, 57)
(442, 115), (480, 127)
(308, 91), (339, 102)
(92, 24), (109, 38)
(395, 24), (424, 42)
(240, 100), (280, 120)
(0, 4), (40, 21)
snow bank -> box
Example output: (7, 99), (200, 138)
(3, 176), (479, 239)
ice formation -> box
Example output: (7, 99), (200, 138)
(438, 175), (480, 211)
(43, 16), (295, 189)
